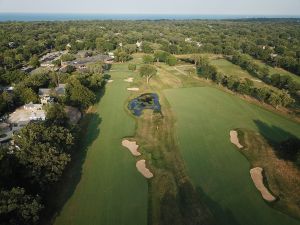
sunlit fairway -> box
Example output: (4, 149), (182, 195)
(54, 63), (148, 225)
(164, 86), (300, 225)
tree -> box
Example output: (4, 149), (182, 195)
(87, 63), (104, 74)
(191, 54), (203, 66)
(166, 55), (177, 66)
(66, 77), (96, 109)
(139, 65), (157, 84)
(45, 103), (69, 126)
(267, 92), (281, 108)
(142, 55), (154, 64)
(114, 50), (132, 63)
(154, 50), (170, 63)
(0, 187), (43, 225)
(15, 87), (39, 104)
(14, 123), (74, 186)
(128, 64), (137, 71)
(29, 55), (40, 68)
(213, 73), (223, 85)
(60, 54), (76, 62)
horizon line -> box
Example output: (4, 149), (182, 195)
(1, 12), (300, 16)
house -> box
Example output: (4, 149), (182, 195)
(185, 38), (192, 43)
(108, 52), (115, 59)
(38, 88), (52, 96)
(78, 65), (87, 70)
(8, 42), (15, 48)
(40, 63), (55, 68)
(1, 103), (46, 143)
(66, 54), (114, 69)
(23, 103), (43, 111)
(21, 66), (34, 73)
(38, 88), (52, 104)
(270, 53), (278, 58)
(0, 86), (14, 94)
(55, 84), (66, 96)
(195, 42), (202, 47)
(136, 41), (142, 49)
(38, 85), (66, 104)
(40, 51), (66, 63)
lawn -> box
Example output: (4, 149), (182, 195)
(164, 86), (300, 225)
(53, 63), (148, 225)
(210, 58), (269, 87)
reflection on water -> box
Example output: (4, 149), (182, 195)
(128, 93), (161, 116)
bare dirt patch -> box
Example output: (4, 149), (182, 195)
(136, 160), (153, 179)
(250, 167), (276, 202)
(121, 139), (141, 156)
(230, 130), (243, 149)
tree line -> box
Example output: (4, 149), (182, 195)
(0, 64), (106, 224)
(195, 56), (295, 108)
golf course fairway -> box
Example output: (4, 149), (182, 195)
(54, 64), (148, 225)
(164, 86), (300, 225)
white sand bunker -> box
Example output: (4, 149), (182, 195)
(251, 79), (262, 83)
(250, 167), (276, 202)
(136, 160), (153, 179)
(124, 77), (134, 82)
(122, 139), (141, 156)
(230, 130), (243, 149)
(127, 87), (139, 91)
(107, 79), (114, 83)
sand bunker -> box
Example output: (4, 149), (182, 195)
(124, 77), (134, 82)
(107, 79), (114, 83)
(136, 160), (153, 179)
(250, 167), (276, 202)
(251, 79), (262, 83)
(127, 87), (139, 91)
(230, 130), (243, 149)
(122, 139), (141, 156)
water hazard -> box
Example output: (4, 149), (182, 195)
(128, 93), (161, 116)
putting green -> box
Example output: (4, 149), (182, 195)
(164, 86), (300, 225)
(54, 64), (148, 225)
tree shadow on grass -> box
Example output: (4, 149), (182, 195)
(195, 186), (241, 225)
(253, 120), (300, 161)
(159, 181), (240, 225)
(40, 88), (106, 225)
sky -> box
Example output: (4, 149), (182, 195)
(0, 0), (300, 15)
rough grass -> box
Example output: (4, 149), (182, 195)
(210, 58), (270, 88)
(237, 129), (300, 219)
(126, 57), (216, 225)
(164, 86), (300, 225)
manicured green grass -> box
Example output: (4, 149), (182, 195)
(54, 64), (148, 225)
(164, 87), (300, 225)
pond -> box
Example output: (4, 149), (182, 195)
(128, 93), (161, 116)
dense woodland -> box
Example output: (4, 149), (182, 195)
(0, 19), (300, 224)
